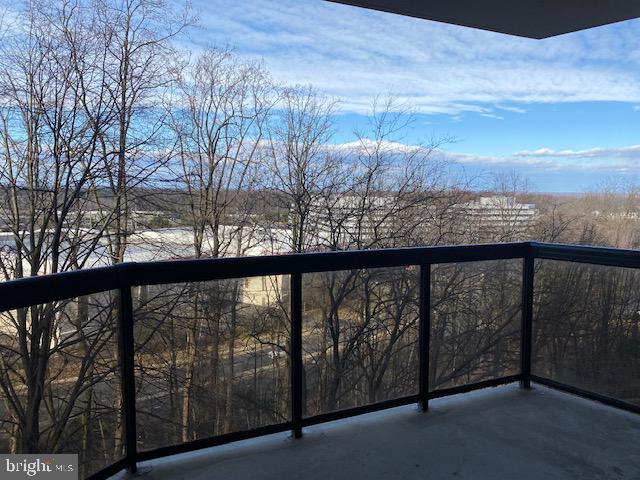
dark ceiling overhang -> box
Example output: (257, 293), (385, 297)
(326, 1), (640, 39)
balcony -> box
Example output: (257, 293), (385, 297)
(133, 384), (640, 480)
(1, 242), (640, 479)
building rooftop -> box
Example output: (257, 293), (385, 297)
(129, 384), (640, 480)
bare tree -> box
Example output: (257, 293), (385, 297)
(0, 0), (192, 475)
(0, 1), (120, 469)
(93, 0), (193, 264)
(162, 48), (274, 440)
(301, 98), (464, 412)
(170, 48), (272, 259)
(266, 86), (339, 253)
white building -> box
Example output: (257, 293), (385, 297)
(458, 196), (537, 239)
(306, 194), (402, 248)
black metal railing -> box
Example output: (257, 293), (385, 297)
(1, 241), (639, 480)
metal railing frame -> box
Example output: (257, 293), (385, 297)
(1, 241), (639, 479)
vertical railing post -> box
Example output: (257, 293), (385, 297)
(520, 251), (534, 389)
(290, 272), (303, 438)
(117, 267), (138, 473)
(419, 263), (431, 411)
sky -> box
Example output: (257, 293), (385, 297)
(187, 0), (640, 193)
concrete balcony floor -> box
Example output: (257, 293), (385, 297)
(132, 384), (640, 480)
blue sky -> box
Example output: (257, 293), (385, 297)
(188, 0), (640, 192)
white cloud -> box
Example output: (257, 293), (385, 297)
(329, 138), (425, 154)
(515, 145), (640, 159)
(441, 144), (640, 172)
(329, 139), (640, 174)
(194, 0), (640, 115)
(496, 105), (527, 114)
(480, 113), (504, 120)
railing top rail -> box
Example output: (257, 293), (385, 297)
(531, 242), (640, 268)
(126, 241), (528, 285)
(0, 242), (528, 312)
(0, 265), (123, 313)
(4, 241), (640, 313)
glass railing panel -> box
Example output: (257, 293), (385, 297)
(302, 267), (420, 416)
(430, 260), (522, 391)
(133, 275), (290, 452)
(533, 260), (640, 405)
(0, 291), (122, 478)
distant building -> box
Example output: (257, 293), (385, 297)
(591, 209), (640, 220)
(459, 196), (537, 239)
(242, 275), (289, 308)
(124, 226), (292, 307)
(306, 194), (401, 248)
